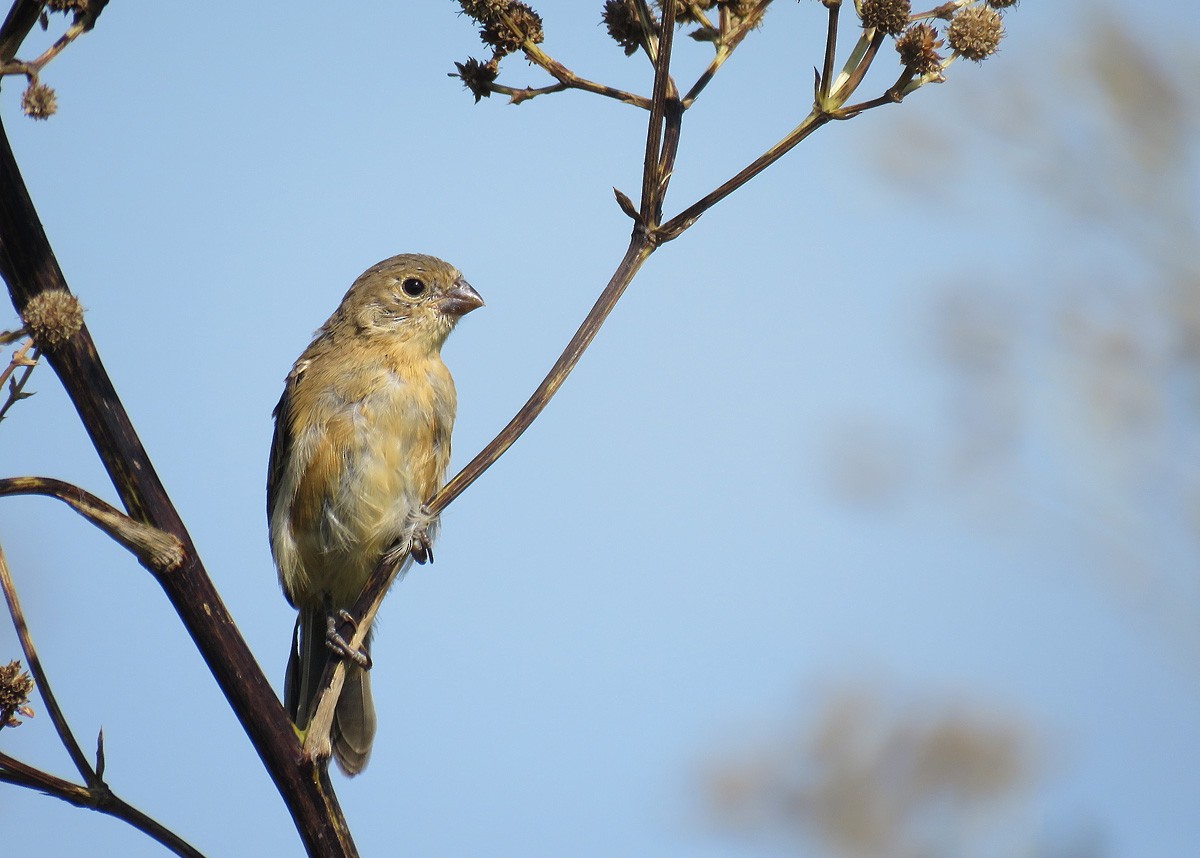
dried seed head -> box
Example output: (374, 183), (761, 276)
(896, 22), (944, 76)
(21, 290), (83, 348)
(987, 0), (1019, 8)
(659, 0), (717, 25)
(0, 660), (35, 728)
(479, 1), (544, 56)
(947, 5), (1003, 62)
(21, 81), (57, 120)
(46, 0), (88, 14)
(453, 57), (499, 102)
(860, 0), (911, 37)
(718, 0), (766, 27)
(458, 0), (509, 23)
(604, 1), (643, 56)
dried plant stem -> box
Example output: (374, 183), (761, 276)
(0, 0), (105, 77)
(682, 1), (774, 108)
(0, 106), (357, 855)
(521, 43), (652, 109)
(306, 234), (658, 752)
(309, 2), (690, 757)
(832, 29), (885, 103)
(0, 545), (205, 858)
(0, 335), (35, 421)
(0, 476), (184, 571)
(819, 1), (841, 102)
(430, 238), (655, 516)
(659, 108), (830, 240)
(431, 0), (680, 517)
(0, 543), (94, 781)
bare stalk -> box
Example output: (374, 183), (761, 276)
(0, 545), (205, 858)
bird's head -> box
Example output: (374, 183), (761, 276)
(337, 253), (484, 350)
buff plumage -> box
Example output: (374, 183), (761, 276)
(267, 253), (482, 775)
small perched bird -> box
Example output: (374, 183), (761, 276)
(267, 254), (483, 775)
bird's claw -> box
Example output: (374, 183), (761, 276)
(325, 609), (372, 670)
(383, 528), (434, 566)
(409, 530), (434, 565)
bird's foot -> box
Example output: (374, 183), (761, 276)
(325, 609), (372, 670)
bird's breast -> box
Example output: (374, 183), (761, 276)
(283, 355), (456, 602)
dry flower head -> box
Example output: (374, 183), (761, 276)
(21, 290), (83, 348)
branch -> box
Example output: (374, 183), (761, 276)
(657, 108), (830, 241)
(0, 334), (36, 421)
(0, 476), (184, 572)
(639, 0), (677, 226)
(0, 545), (205, 858)
(0, 109), (355, 855)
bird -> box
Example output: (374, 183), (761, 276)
(266, 253), (483, 775)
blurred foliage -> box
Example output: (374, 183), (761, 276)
(863, 4), (1200, 659)
(704, 686), (1101, 858)
(715, 5), (1194, 855)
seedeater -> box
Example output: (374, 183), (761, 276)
(267, 254), (483, 775)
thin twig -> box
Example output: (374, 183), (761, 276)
(0, 335), (36, 422)
(521, 43), (653, 109)
(818, 1), (841, 103)
(658, 108), (830, 241)
(0, 752), (207, 858)
(831, 29), (885, 103)
(0, 476), (184, 571)
(0, 542), (96, 784)
(640, 0), (677, 225)
(431, 237), (655, 516)
(681, 0), (773, 108)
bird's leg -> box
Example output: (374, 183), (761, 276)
(403, 505), (439, 565)
(323, 596), (372, 670)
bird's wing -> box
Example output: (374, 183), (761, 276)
(266, 359), (307, 523)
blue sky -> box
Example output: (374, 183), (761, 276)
(2, 2), (1197, 856)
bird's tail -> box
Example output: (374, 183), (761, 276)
(285, 604), (376, 776)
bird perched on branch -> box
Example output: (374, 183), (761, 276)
(267, 253), (483, 775)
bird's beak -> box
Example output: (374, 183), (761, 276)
(438, 278), (485, 318)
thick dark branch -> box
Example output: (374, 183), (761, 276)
(0, 112), (355, 856)
(0, 0), (40, 63)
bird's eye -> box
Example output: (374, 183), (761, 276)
(401, 277), (426, 297)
